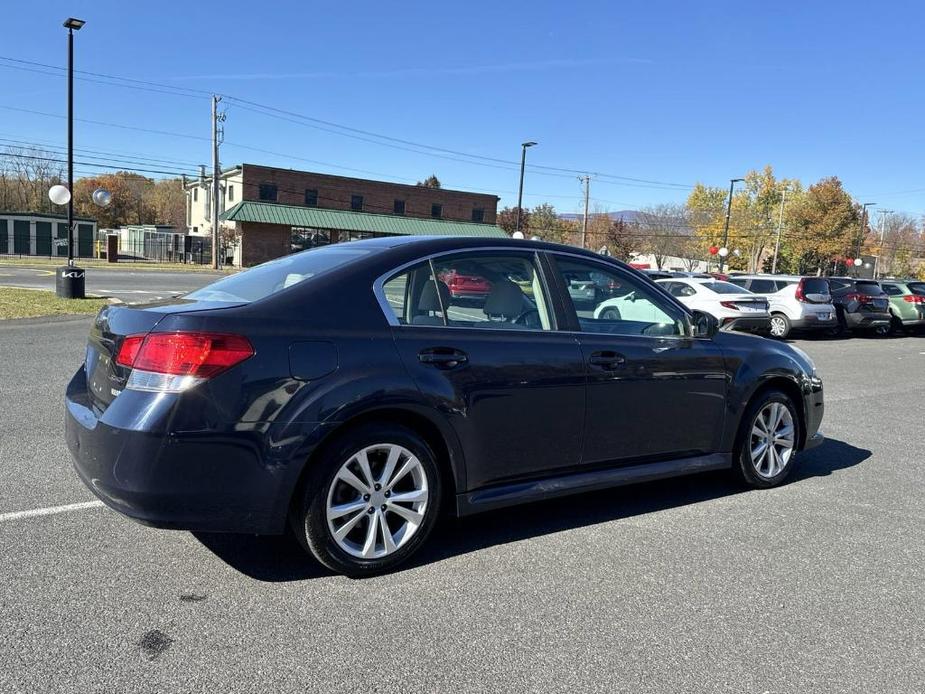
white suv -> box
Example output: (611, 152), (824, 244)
(726, 275), (837, 338)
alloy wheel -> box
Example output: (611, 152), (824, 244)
(769, 316), (787, 337)
(749, 402), (795, 478)
(326, 443), (429, 559)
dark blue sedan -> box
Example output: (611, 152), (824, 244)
(66, 236), (824, 575)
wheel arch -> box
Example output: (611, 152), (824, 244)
(733, 375), (807, 456)
(286, 404), (465, 523)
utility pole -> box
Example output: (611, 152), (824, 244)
(211, 95), (224, 270)
(873, 209), (893, 279)
(579, 175), (590, 249)
(771, 188), (787, 274)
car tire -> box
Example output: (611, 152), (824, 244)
(733, 389), (801, 489)
(768, 313), (791, 339)
(600, 307), (622, 321)
(292, 422), (443, 576)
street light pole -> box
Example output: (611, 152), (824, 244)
(515, 141), (536, 234)
(720, 178), (744, 273)
(855, 202), (876, 277)
(56, 17), (86, 299)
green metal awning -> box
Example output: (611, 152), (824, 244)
(221, 201), (506, 238)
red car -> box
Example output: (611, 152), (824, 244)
(439, 269), (492, 300)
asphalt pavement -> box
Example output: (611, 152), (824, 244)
(0, 319), (922, 693)
(0, 264), (223, 303)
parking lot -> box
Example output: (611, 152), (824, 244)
(1, 316), (923, 693)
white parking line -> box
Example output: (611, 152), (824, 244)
(0, 500), (104, 523)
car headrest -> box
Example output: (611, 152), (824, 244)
(483, 279), (523, 319)
(418, 280), (450, 313)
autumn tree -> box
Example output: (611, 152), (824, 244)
(0, 147), (66, 213)
(527, 203), (576, 244)
(150, 178), (187, 231)
(786, 176), (860, 275)
(496, 206), (530, 235)
(416, 175), (441, 188)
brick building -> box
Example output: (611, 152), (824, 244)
(185, 164), (501, 265)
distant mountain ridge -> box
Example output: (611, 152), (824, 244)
(559, 210), (641, 223)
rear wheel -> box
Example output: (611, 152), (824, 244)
(600, 306), (622, 321)
(768, 313), (791, 339)
(733, 390), (800, 488)
(292, 423), (442, 576)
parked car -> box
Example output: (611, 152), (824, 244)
(641, 269), (676, 280)
(649, 278), (771, 333)
(826, 278), (892, 335)
(879, 280), (925, 334)
(726, 275), (837, 339)
(65, 237), (823, 576)
(437, 268), (492, 302)
(906, 281), (925, 296)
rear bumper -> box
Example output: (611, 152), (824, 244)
(65, 367), (320, 534)
(844, 311), (891, 329)
(790, 314), (838, 331)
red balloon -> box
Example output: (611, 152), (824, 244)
(845, 257), (853, 265)
(709, 245), (719, 256)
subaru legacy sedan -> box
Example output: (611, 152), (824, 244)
(66, 237), (824, 575)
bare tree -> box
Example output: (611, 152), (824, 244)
(636, 204), (690, 269)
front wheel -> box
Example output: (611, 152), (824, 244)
(733, 390), (800, 488)
(293, 423), (442, 576)
(768, 313), (791, 339)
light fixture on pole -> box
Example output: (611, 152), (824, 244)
(55, 17), (86, 299)
(515, 141), (537, 234)
(854, 202), (876, 277)
(719, 178), (744, 273)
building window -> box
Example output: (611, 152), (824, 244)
(431, 203), (442, 218)
(259, 183), (278, 201)
(393, 199), (405, 215)
(351, 195), (364, 211)
(228, 185), (234, 202)
(193, 188), (198, 202)
(471, 208), (484, 223)
(305, 189), (318, 206)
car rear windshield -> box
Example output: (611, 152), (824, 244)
(800, 278), (829, 295)
(908, 282), (925, 296)
(700, 281), (750, 294)
(185, 246), (372, 303)
(855, 281), (885, 296)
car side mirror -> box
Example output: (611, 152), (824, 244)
(691, 310), (719, 338)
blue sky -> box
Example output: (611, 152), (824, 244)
(3, 1), (925, 217)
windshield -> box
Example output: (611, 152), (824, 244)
(907, 282), (925, 296)
(185, 246), (371, 303)
(700, 281), (751, 295)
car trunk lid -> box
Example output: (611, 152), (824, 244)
(84, 299), (243, 411)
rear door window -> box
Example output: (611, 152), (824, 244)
(383, 252), (553, 331)
(908, 282), (925, 296)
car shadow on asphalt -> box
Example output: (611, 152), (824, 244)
(192, 437), (870, 582)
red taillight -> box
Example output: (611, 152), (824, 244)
(720, 301), (740, 310)
(116, 335), (145, 368)
(795, 279), (806, 302)
(903, 294), (925, 304)
(117, 332), (254, 378)
(845, 292), (872, 304)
